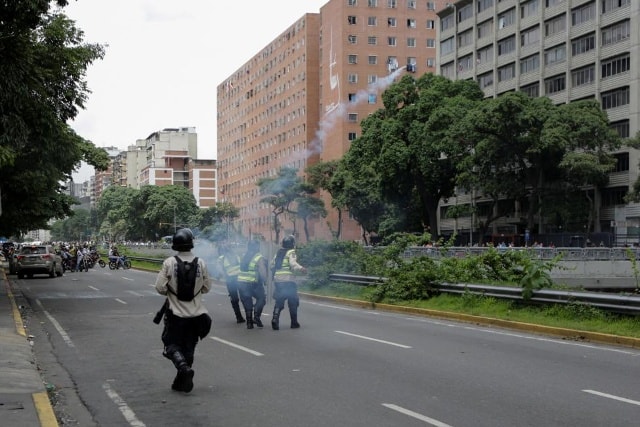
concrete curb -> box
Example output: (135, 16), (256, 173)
(299, 292), (640, 349)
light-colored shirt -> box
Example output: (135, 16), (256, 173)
(154, 251), (211, 318)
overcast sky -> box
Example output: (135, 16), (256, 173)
(65, 0), (329, 181)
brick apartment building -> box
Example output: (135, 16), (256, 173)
(217, 0), (447, 243)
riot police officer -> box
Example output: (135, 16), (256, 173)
(237, 239), (268, 329)
(216, 242), (245, 323)
(271, 235), (306, 330)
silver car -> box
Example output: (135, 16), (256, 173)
(16, 245), (63, 279)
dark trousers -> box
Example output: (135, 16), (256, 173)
(273, 281), (299, 314)
(238, 281), (266, 317)
(161, 310), (201, 367)
(226, 276), (241, 305)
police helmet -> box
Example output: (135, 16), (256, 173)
(172, 228), (194, 251)
(282, 235), (295, 249)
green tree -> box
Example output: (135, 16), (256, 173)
(143, 185), (200, 236)
(0, 1), (109, 236)
(306, 160), (344, 239)
(196, 202), (239, 241)
(296, 195), (327, 243)
(97, 186), (139, 241)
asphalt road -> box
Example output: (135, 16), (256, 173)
(15, 267), (640, 427)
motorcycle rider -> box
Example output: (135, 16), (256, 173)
(215, 242), (245, 324)
(271, 235), (307, 330)
(109, 244), (125, 269)
(237, 239), (268, 329)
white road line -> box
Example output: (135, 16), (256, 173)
(382, 403), (453, 426)
(210, 336), (264, 356)
(103, 382), (146, 427)
(88, 285), (100, 291)
(583, 389), (640, 406)
(115, 298), (128, 305)
(36, 299), (75, 348)
(126, 290), (144, 297)
(335, 331), (412, 348)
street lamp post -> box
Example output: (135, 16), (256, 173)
(173, 205), (177, 233)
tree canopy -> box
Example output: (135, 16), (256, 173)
(0, 1), (110, 237)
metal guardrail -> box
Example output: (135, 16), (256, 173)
(328, 274), (640, 316)
(399, 246), (640, 261)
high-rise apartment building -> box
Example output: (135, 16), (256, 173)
(436, 0), (640, 241)
(217, 0), (447, 242)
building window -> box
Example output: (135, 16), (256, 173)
(408, 0), (416, 9)
(407, 57), (417, 72)
(478, 71), (494, 88)
(601, 20), (630, 46)
(520, 54), (540, 74)
(498, 36), (516, 56)
(458, 55), (473, 72)
(546, 0), (565, 7)
(348, 0), (357, 6)
(387, 0), (397, 8)
(368, 0), (377, 6)
(477, 45), (494, 64)
(348, 113), (358, 122)
(348, 16), (357, 25)
(388, 36), (397, 46)
(611, 122), (630, 140)
(498, 63), (516, 82)
(427, 58), (435, 68)
(426, 38), (435, 48)
(571, 33), (595, 56)
(426, 19), (435, 29)
(348, 35), (357, 44)
(520, 82), (539, 97)
(440, 37), (454, 55)
(521, 0), (539, 19)
(602, 0), (630, 14)
(348, 73), (358, 83)
(368, 75), (378, 84)
(601, 87), (630, 110)
(387, 17), (396, 27)
(348, 54), (358, 64)
(348, 93), (357, 102)
(477, 0), (493, 13)
(368, 55), (377, 65)
(572, 1), (595, 26)
(368, 36), (378, 45)
(441, 62), (455, 79)
(544, 44), (566, 65)
(601, 54), (630, 79)
(407, 19), (416, 28)
(545, 14), (566, 36)
(458, 4), (473, 23)
(368, 93), (377, 103)
(544, 74), (565, 94)
(521, 26), (540, 47)
(368, 16), (378, 26)
(440, 15), (453, 31)
(477, 19), (493, 39)
(407, 38), (416, 47)
(498, 8), (515, 29)
(458, 29), (473, 48)
(571, 65), (595, 87)
(348, 132), (358, 141)
(601, 187), (627, 207)
(427, 1), (436, 10)
(387, 56), (398, 71)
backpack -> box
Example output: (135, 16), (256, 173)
(172, 256), (200, 301)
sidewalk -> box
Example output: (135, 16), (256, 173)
(0, 270), (58, 427)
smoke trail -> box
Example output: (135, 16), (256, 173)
(309, 66), (407, 156)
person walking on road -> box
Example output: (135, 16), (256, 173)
(271, 235), (306, 330)
(154, 228), (212, 393)
(237, 239), (268, 329)
(215, 242), (245, 324)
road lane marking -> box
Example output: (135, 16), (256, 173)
(335, 331), (412, 348)
(382, 403), (453, 426)
(103, 382), (146, 426)
(583, 390), (640, 406)
(88, 285), (100, 291)
(36, 299), (75, 348)
(210, 336), (264, 356)
(126, 290), (145, 297)
(122, 277), (134, 281)
(115, 298), (127, 304)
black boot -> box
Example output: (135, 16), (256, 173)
(290, 306), (300, 329)
(232, 301), (245, 323)
(271, 307), (281, 330)
(245, 310), (254, 329)
(254, 308), (264, 328)
(169, 350), (194, 392)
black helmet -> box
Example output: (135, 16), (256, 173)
(282, 235), (295, 249)
(172, 228), (194, 251)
